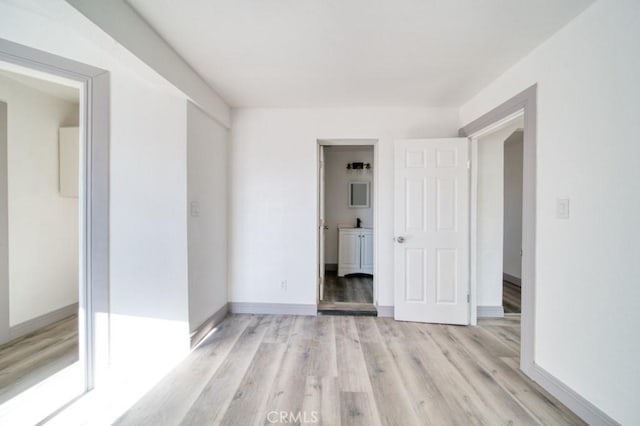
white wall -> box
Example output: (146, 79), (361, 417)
(503, 131), (523, 280)
(460, 0), (640, 422)
(0, 74), (79, 326)
(0, 0), (203, 397)
(187, 101), (228, 332)
(230, 107), (459, 307)
(324, 147), (373, 266)
(476, 123), (520, 308)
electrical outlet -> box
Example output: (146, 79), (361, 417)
(556, 198), (570, 219)
(281, 280), (287, 291)
(190, 201), (200, 217)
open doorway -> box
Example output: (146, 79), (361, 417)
(502, 130), (523, 314)
(474, 115), (524, 318)
(317, 141), (377, 315)
(0, 63), (85, 420)
(461, 84), (537, 375)
(0, 64), (82, 410)
(0, 38), (109, 424)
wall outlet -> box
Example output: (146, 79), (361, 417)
(281, 280), (287, 291)
(556, 198), (570, 219)
(190, 201), (200, 217)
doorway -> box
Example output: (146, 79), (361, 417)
(472, 115), (524, 319)
(502, 129), (523, 314)
(460, 84), (537, 375)
(0, 39), (109, 424)
(0, 67), (81, 409)
(317, 140), (377, 315)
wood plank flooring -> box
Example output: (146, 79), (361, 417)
(117, 314), (583, 425)
(503, 281), (522, 313)
(0, 314), (78, 404)
(323, 272), (373, 304)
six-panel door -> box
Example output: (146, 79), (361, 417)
(394, 138), (470, 325)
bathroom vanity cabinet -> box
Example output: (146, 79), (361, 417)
(338, 228), (373, 276)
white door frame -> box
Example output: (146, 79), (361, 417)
(0, 38), (110, 392)
(459, 84), (537, 376)
(316, 139), (378, 306)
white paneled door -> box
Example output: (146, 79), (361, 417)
(394, 138), (470, 324)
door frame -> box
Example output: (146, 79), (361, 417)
(459, 84), (537, 375)
(316, 139), (378, 306)
(0, 38), (110, 392)
(467, 110), (524, 326)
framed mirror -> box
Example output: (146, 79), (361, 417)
(348, 181), (370, 208)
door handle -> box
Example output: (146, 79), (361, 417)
(396, 236), (405, 243)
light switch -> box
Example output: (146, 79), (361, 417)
(190, 201), (200, 217)
(556, 198), (570, 219)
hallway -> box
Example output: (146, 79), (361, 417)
(503, 281), (521, 314)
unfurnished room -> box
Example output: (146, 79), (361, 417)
(0, 0), (638, 425)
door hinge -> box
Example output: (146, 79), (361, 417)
(467, 293), (470, 303)
(467, 160), (470, 169)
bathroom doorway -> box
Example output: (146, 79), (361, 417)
(317, 140), (377, 315)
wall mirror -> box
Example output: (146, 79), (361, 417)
(348, 182), (370, 208)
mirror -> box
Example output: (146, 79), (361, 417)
(349, 182), (370, 208)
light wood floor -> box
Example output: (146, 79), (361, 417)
(323, 272), (373, 304)
(0, 314), (78, 404)
(117, 314), (583, 425)
(503, 281), (522, 314)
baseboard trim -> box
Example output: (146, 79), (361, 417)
(503, 273), (521, 286)
(477, 305), (504, 318)
(376, 305), (394, 317)
(527, 363), (619, 425)
(230, 302), (317, 316)
(8, 303), (78, 341)
(190, 303), (229, 348)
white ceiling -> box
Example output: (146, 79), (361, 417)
(127, 0), (594, 108)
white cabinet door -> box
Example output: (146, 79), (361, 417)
(338, 230), (360, 276)
(394, 138), (470, 325)
(360, 231), (374, 275)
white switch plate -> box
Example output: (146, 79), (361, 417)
(556, 198), (570, 219)
(190, 201), (200, 217)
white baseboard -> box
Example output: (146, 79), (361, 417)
(376, 305), (394, 317)
(477, 305), (504, 318)
(190, 303), (229, 348)
(8, 303), (78, 342)
(503, 273), (521, 286)
(526, 363), (619, 425)
(230, 302), (317, 316)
